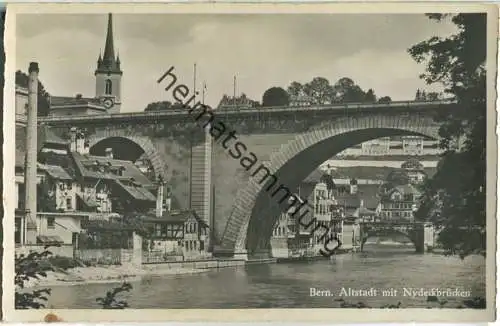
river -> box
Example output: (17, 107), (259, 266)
(45, 244), (485, 309)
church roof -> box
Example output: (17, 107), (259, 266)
(49, 95), (106, 110)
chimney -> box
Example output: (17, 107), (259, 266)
(69, 127), (77, 152)
(75, 93), (82, 99)
(24, 62), (39, 244)
(105, 148), (113, 159)
(156, 178), (165, 218)
(350, 178), (358, 195)
(82, 139), (90, 155)
(75, 130), (86, 154)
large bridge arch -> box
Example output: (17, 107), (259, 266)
(87, 130), (167, 180)
(220, 113), (440, 256)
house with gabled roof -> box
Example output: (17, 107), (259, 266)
(140, 209), (211, 261)
(379, 184), (421, 222)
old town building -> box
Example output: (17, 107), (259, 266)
(141, 210), (211, 261)
(379, 184), (421, 222)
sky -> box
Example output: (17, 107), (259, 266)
(15, 13), (457, 113)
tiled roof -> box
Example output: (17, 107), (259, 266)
(142, 210), (209, 228)
(16, 125), (67, 154)
(50, 95), (105, 109)
(76, 193), (99, 208)
(115, 180), (156, 202)
(392, 184), (421, 196)
(40, 164), (73, 180)
(401, 159), (424, 170)
(334, 184), (381, 210)
(303, 169), (324, 184)
(38, 125), (68, 147)
(71, 152), (154, 188)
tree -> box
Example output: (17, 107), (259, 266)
(364, 89), (377, 103)
(15, 70), (51, 116)
(144, 101), (172, 111)
(331, 77), (370, 103)
(415, 89), (422, 100)
(287, 81), (304, 97)
(409, 14), (486, 257)
(16, 247), (133, 309)
(96, 282), (133, 309)
(378, 96), (392, 104)
(262, 87), (290, 107)
(15, 248), (55, 309)
(303, 77), (333, 104)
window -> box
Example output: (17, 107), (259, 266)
(66, 198), (72, 210)
(105, 79), (112, 95)
(200, 240), (205, 251)
(47, 216), (55, 229)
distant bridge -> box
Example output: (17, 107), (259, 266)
(355, 221), (436, 253)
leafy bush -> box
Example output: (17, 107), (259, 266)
(15, 247), (55, 309)
(96, 282), (133, 309)
(15, 246), (132, 309)
(48, 255), (84, 270)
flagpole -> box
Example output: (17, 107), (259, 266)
(193, 63), (197, 104)
(202, 81), (206, 105)
(233, 75), (236, 106)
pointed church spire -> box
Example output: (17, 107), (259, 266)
(102, 13), (115, 64)
(95, 13), (122, 75)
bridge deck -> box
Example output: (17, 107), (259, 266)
(37, 99), (457, 125)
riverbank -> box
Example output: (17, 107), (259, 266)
(22, 264), (214, 288)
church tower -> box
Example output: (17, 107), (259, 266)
(95, 13), (122, 113)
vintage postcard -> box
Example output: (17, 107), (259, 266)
(2, 2), (497, 323)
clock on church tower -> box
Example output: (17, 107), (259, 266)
(95, 13), (123, 113)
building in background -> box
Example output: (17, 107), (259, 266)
(379, 184), (421, 222)
(336, 135), (441, 157)
(401, 159), (427, 184)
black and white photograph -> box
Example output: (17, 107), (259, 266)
(3, 3), (496, 323)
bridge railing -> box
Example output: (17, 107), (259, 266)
(37, 99), (457, 123)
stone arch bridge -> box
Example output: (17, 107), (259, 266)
(39, 100), (455, 259)
(356, 221), (436, 253)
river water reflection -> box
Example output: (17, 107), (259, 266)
(46, 245), (486, 309)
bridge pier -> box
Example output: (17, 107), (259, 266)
(190, 129), (213, 241)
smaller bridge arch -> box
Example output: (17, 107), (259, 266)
(87, 130), (166, 180)
(360, 225), (418, 251)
